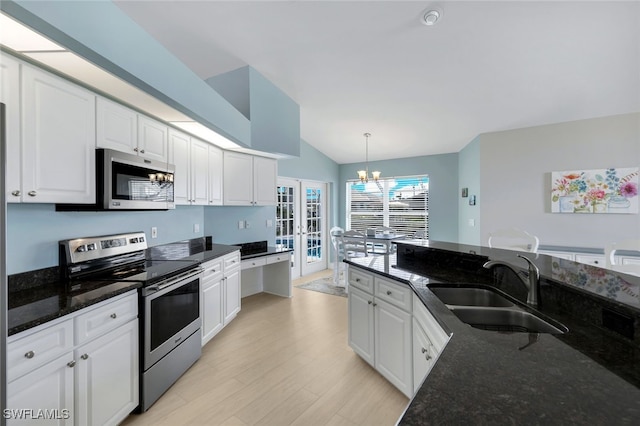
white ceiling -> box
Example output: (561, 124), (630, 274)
(113, 1), (640, 164)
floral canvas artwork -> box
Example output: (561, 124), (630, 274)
(551, 167), (639, 214)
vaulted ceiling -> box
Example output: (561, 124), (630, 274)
(114, 1), (640, 164)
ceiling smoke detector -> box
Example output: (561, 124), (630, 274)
(421, 9), (442, 26)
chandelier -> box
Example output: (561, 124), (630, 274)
(357, 132), (381, 183)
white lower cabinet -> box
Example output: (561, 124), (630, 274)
(7, 352), (75, 425)
(347, 268), (415, 398)
(347, 266), (448, 398)
(74, 320), (138, 426)
(6, 291), (138, 425)
(201, 251), (241, 346)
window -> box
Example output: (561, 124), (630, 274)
(347, 175), (429, 238)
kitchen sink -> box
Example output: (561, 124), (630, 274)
(428, 284), (568, 334)
(448, 306), (569, 334)
(428, 285), (516, 307)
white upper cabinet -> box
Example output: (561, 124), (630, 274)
(253, 155), (278, 205)
(97, 96), (168, 162)
(21, 64), (96, 204)
(96, 97), (137, 153)
(168, 128), (192, 205)
(223, 151), (277, 206)
(137, 115), (168, 162)
(168, 129), (210, 206)
(208, 145), (223, 205)
(1, 54), (22, 203)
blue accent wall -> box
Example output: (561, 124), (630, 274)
(203, 206), (276, 246)
(206, 66), (301, 157)
(6, 204), (205, 274)
(339, 153), (459, 243)
(458, 136), (481, 245)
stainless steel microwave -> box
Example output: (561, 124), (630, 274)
(58, 148), (175, 211)
(99, 148), (175, 210)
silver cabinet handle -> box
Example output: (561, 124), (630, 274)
(11, 190), (20, 196)
(110, 313), (117, 319)
(368, 300), (372, 305)
(24, 351), (35, 359)
(81, 354), (89, 360)
(373, 303), (377, 307)
(355, 278), (361, 282)
(133, 147), (139, 152)
(140, 149), (145, 153)
(386, 290), (392, 296)
(28, 191), (37, 197)
(67, 360), (76, 368)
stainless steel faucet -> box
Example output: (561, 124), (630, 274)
(483, 254), (541, 307)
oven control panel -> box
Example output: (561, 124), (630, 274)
(60, 232), (148, 264)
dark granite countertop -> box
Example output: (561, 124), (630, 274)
(7, 270), (142, 336)
(345, 241), (640, 425)
(7, 240), (243, 336)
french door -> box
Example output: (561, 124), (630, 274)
(277, 178), (328, 279)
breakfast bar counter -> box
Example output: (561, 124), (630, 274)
(345, 240), (640, 424)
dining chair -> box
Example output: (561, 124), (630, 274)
(605, 240), (640, 277)
(342, 230), (368, 259)
(330, 226), (345, 285)
(487, 228), (539, 253)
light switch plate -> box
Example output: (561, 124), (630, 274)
(238, 221), (245, 229)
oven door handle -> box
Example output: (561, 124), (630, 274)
(145, 267), (203, 295)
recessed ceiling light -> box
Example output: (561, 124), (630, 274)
(421, 9), (442, 26)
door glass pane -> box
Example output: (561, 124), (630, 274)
(276, 185), (296, 256)
(306, 187), (323, 264)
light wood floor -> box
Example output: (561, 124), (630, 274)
(121, 270), (409, 426)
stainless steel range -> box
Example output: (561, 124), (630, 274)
(60, 232), (203, 412)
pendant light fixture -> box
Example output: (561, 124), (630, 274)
(357, 132), (381, 183)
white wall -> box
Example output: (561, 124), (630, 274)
(478, 113), (640, 249)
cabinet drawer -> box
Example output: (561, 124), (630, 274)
(413, 296), (449, 353)
(202, 258), (223, 280)
(241, 257), (266, 270)
(7, 318), (73, 382)
(349, 267), (374, 293)
(225, 252), (241, 270)
(574, 254), (605, 267)
(375, 277), (412, 312)
(266, 253), (289, 265)
(74, 291), (138, 345)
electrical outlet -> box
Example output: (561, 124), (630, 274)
(238, 221), (245, 229)
(468, 219), (475, 227)
(194, 223), (200, 233)
(151, 227), (158, 238)
(244, 221), (250, 229)
(266, 219), (273, 228)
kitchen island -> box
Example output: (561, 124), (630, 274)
(345, 240), (640, 424)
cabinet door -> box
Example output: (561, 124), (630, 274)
(207, 145), (223, 205)
(1, 54), (22, 202)
(22, 65), (96, 204)
(412, 318), (437, 395)
(75, 320), (139, 426)
(223, 151), (254, 205)
(223, 267), (241, 324)
(168, 128), (191, 205)
(137, 115), (168, 162)
(96, 97), (138, 154)
(191, 138), (210, 205)
(7, 352), (74, 426)
(202, 278), (223, 346)
(253, 156), (277, 206)
(347, 286), (375, 367)
(375, 298), (412, 398)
